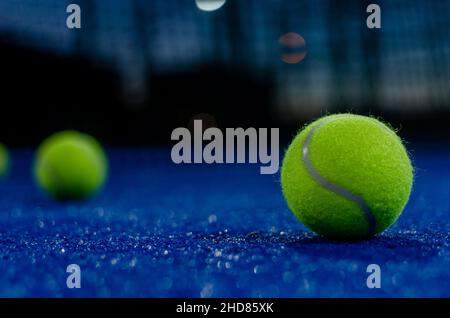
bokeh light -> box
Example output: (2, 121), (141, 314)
(188, 113), (219, 134)
(279, 32), (307, 64)
(195, 0), (227, 12)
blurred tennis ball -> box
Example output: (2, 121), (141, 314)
(34, 131), (108, 200)
(0, 143), (10, 180)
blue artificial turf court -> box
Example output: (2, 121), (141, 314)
(0, 144), (448, 297)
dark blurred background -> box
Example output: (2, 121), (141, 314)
(0, 0), (449, 145)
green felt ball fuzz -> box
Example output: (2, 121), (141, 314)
(0, 143), (10, 180)
(281, 114), (413, 240)
(34, 131), (108, 200)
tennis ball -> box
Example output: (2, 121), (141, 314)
(0, 143), (10, 180)
(34, 131), (108, 200)
(281, 114), (413, 240)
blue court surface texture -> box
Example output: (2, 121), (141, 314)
(0, 145), (448, 297)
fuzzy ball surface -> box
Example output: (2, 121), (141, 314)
(281, 114), (413, 240)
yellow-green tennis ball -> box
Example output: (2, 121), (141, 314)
(281, 114), (413, 240)
(34, 131), (108, 200)
(0, 143), (10, 180)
